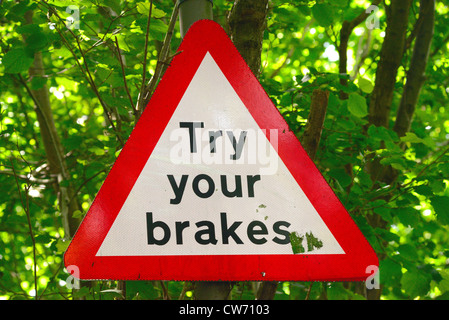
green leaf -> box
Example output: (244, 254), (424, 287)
(430, 196), (449, 225)
(26, 31), (48, 52)
(327, 283), (351, 300)
(126, 281), (161, 300)
(380, 156), (406, 170)
(31, 76), (47, 90)
(35, 234), (54, 244)
(2, 48), (34, 73)
(311, 4), (334, 27)
(332, 0), (348, 7)
(439, 279), (449, 293)
(373, 206), (392, 222)
(48, 0), (75, 6)
(72, 286), (91, 299)
(9, 1), (37, 17)
(328, 168), (352, 188)
(147, 19), (168, 41)
(136, 2), (166, 18)
(135, 17), (168, 41)
(401, 270), (431, 298)
(103, 0), (121, 15)
(400, 132), (425, 144)
(357, 77), (374, 94)
(440, 269), (449, 281)
(305, 232), (323, 252)
(395, 207), (420, 227)
(380, 258), (402, 286)
(55, 239), (70, 253)
(430, 179), (446, 193)
(289, 231), (305, 254)
(72, 210), (84, 219)
(88, 146), (105, 156)
(136, 2), (148, 14)
(16, 24), (41, 35)
(397, 244), (419, 261)
(348, 92), (368, 118)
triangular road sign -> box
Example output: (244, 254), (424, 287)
(64, 20), (378, 282)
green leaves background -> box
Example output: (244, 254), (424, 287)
(1, 0), (449, 300)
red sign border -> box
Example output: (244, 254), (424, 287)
(64, 20), (378, 282)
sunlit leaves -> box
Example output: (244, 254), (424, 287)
(1, 0), (449, 301)
(136, 2), (167, 18)
(357, 77), (374, 94)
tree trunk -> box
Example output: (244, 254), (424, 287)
(368, 0), (412, 128)
(364, 0), (413, 300)
(366, 1), (412, 184)
(393, 0), (435, 138)
(25, 10), (81, 239)
(228, 0), (269, 78)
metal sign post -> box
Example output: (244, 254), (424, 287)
(177, 0), (233, 300)
(178, 0), (213, 37)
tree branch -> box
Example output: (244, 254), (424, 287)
(301, 89), (330, 160)
(338, 0), (381, 99)
(136, 1), (179, 119)
(114, 36), (137, 116)
(136, 0), (154, 118)
(10, 158), (38, 300)
(351, 28), (373, 79)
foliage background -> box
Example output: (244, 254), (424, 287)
(1, 0), (449, 300)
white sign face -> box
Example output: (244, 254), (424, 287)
(96, 52), (344, 257)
